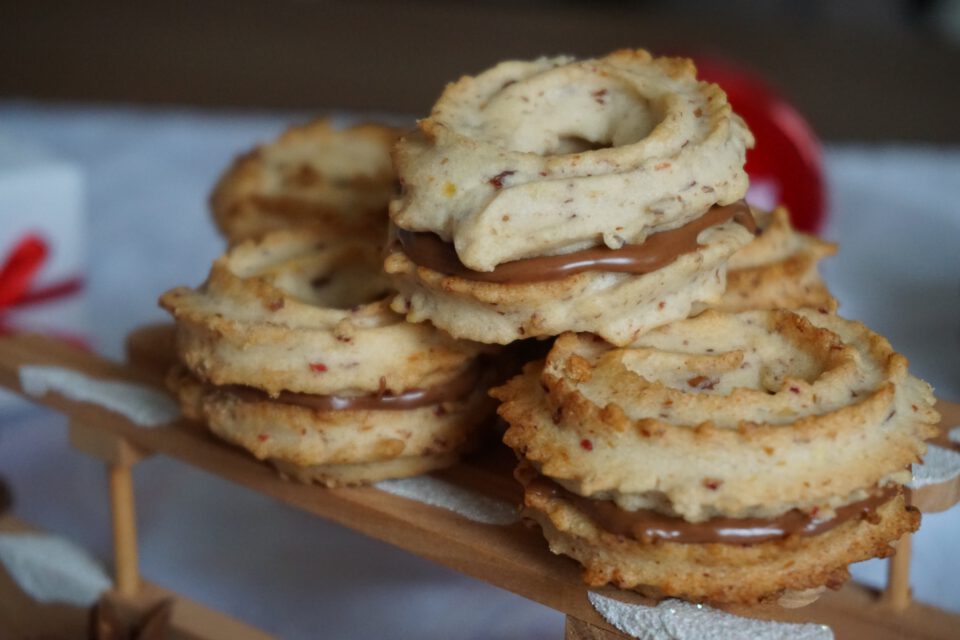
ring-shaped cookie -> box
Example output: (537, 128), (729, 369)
(162, 229), (483, 396)
(391, 50), (754, 271)
(497, 310), (937, 521)
(211, 119), (399, 243)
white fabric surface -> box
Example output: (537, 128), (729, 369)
(0, 102), (958, 638)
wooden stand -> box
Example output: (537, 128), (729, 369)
(882, 533), (912, 613)
(70, 420), (147, 598)
(0, 515), (272, 640)
(565, 617), (625, 640)
(2, 329), (959, 640)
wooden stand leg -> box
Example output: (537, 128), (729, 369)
(69, 421), (148, 598)
(108, 462), (140, 597)
(564, 616), (628, 639)
(882, 532), (913, 612)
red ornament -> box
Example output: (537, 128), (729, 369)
(695, 58), (826, 233)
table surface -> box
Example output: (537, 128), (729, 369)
(0, 101), (958, 639)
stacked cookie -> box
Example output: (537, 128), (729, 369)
(716, 206), (837, 313)
(494, 312), (937, 603)
(381, 50), (938, 604)
(386, 50), (758, 345)
(160, 50), (939, 606)
(161, 120), (493, 486)
(211, 120), (399, 244)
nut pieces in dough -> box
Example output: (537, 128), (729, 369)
(387, 50), (757, 344)
(494, 310), (938, 601)
(160, 229), (490, 485)
(392, 50), (754, 270)
(161, 230), (482, 397)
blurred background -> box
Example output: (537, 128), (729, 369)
(1, 2), (959, 638)
(3, 0), (960, 141)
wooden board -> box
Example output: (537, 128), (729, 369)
(2, 329), (959, 639)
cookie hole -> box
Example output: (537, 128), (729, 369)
(240, 241), (392, 310)
(554, 136), (612, 154)
(484, 75), (662, 156)
(304, 263), (391, 309)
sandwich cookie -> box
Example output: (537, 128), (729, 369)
(160, 229), (491, 486)
(494, 310), (938, 603)
(386, 50), (757, 345)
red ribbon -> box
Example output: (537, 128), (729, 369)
(0, 234), (85, 338)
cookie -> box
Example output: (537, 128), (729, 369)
(160, 229), (492, 485)
(717, 207), (837, 312)
(387, 50), (757, 344)
(211, 119), (400, 243)
(493, 310), (938, 602)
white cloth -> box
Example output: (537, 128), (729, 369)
(0, 102), (958, 638)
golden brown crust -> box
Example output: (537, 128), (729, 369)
(391, 50), (753, 271)
(160, 229), (485, 397)
(384, 49), (757, 344)
(495, 311), (939, 521)
(495, 308), (937, 603)
(717, 207), (838, 313)
(519, 463), (918, 604)
(211, 119), (400, 243)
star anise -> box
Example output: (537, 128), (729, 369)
(89, 595), (172, 640)
(0, 475), (12, 515)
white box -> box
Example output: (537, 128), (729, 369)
(0, 133), (86, 338)
(0, 134), (86, 414)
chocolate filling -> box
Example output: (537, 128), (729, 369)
(218, 366), (480, 412)
(527, 476), (898, 545)
(397, 200), (756, 283)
